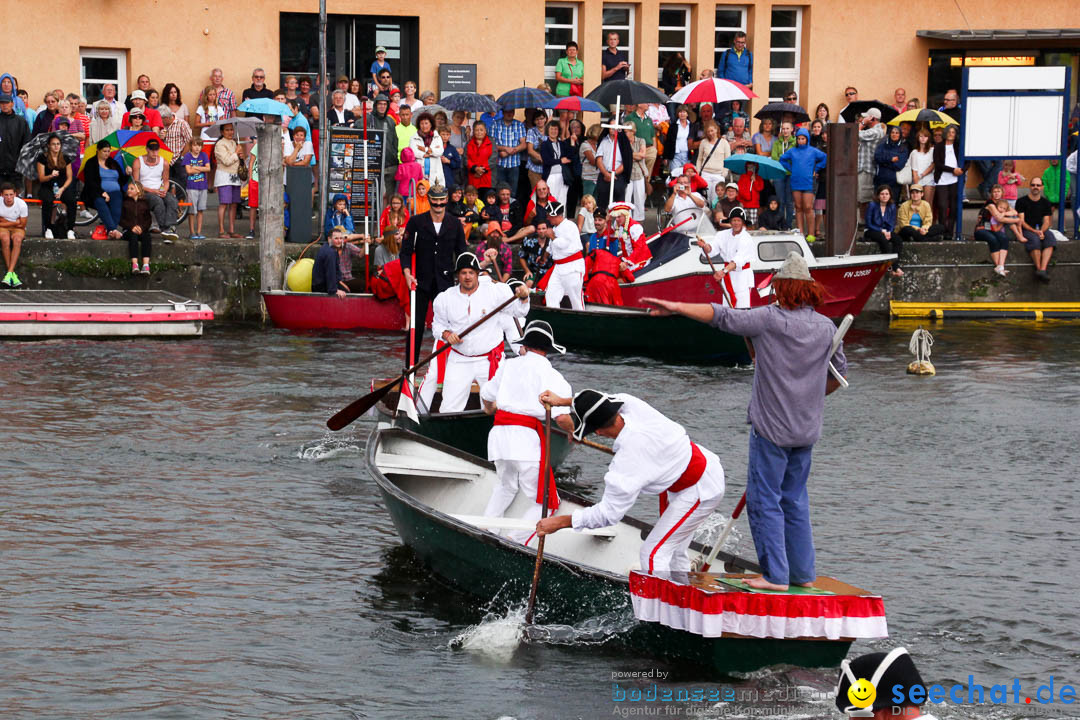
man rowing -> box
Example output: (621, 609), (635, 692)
(417, 252), (530, 413)
(643, 251), (847, 590)
(535, 389), (725, 576)
(695, 206), (754, 308)
(480, 320), (572, 545)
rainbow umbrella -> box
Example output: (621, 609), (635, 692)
(541, 96), (607, 113)
(79, 130), (173, 178)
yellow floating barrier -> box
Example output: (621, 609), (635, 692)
(890, 301), (1080, 320)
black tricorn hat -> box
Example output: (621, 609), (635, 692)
(835, 647), (926, 713)
(521, 320), (565, 355)
(569, 389), (623, 441)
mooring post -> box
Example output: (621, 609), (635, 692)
(257, 121), (285, 304)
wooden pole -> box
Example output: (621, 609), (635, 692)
(257, 121), (285, 295)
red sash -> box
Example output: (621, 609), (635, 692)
(537, 251), (585, 291)
(659, 442), (706, 515)
(493, 410), (560, 511)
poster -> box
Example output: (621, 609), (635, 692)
(327, 127), (385, 233)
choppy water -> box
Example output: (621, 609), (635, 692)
(2, 319), (1078, 719)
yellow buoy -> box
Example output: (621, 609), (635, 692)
(285, 258), (315, 292)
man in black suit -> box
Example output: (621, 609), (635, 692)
(401, 183), (467, 364)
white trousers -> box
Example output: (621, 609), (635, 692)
(640, 486), (724, 575)
(545, 268), (585, 310)
(625, 177), (647, 221)
(417, 348), (491, 413)
(484, 458), (543, 545)
(547, 172), (568, 205)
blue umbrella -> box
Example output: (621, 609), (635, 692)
(440, 92), (498, 114)
(236, 98), (294, 118)
(497, 87), (555, 110)
(724, 153), (788, 181)
(540, 97), (607, 113)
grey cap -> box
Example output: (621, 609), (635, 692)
(776, 251), (812, 281)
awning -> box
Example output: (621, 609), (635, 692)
(918, 28), (1080, 41)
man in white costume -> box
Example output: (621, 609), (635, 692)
(696, 206), (755, 308)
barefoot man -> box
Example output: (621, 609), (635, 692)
(644, 251), (847, 590)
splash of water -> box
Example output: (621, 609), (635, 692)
(297, 436), (361, 461)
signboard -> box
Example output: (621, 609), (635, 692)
(439, 63), (477, 98)
(327, 127), (384, 232)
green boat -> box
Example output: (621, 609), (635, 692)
(368, 428), (885, 675)
(528, 303), (752, 364)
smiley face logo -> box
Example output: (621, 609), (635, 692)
(847, 678), (876, 708)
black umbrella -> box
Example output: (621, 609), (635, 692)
(840, 100), (899, 124)
(585, 79), (669, 107)
(16, 131), (81, 178)
(440, 92), (498, 114)
(754, 102), (810, 124)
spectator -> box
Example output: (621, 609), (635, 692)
(465, 119), (495, 191)
(122, 90), (163, 130)
(132, 138), (179, 240)
(540, 120), (573, 205)
(410, 113), (445, 186)
(890, 88), (907, 115)
(492, 108), (527, 196)
(663, 105), (693, 175)
(379, 193), (410, 235)
(909, 127), (935, 207)
(973, 184), (1016, 276)
(758, 197), (787, 231)
(856, 108), (885, 215)
(81, 139), (128, 239)
(213, 122), (243, 237)
(101, 83), (124, 119)
(210, 68), (236, 117)
(119, 182), (153, 274)
(932, 125), (963, 234)
(724, 115), (753, 156)
(624, 123), (648, 221)
(1015, 177), (1058, 281)
(752, 117), (775, 157)
(395, 147), (424, 199)
(864, 185), (902, 276)
(770, 121), (797, 226)
(814, 102), (829, 124)
(717, 32), (753, 89)
(897, 184), (945, 243)
(32, 92), (59, 136)
(180, 137), (210, 239)
(659, 52), (692, 96)
(736, 160), (764, 226)
(242, 68), (275, 102)
(779, 127), (827, 239)
(555, 42), (585, 98)
(595, 125), (633, 211)
(0, 93), (30, 186)
(664, 173), (706, 227)
(838, 86), (858, 123)
(89, 100), (121, 144)
(696, 120), (731, 207)
(0, 183), (28, 287)
(1042, 157), (1071, 206)
(874, 124), (909, 203)
(370, 47), (391, 93)
(997, 158), (1024, 207)
(720, 99), (750, 134)
(601, 32), (630, 82)
(124, 75), (152, 110)
(34, 134), (75, 239)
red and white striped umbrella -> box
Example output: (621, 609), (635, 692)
(670, 78), (757, 104)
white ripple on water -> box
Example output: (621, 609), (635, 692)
(297, 435), (361, 461)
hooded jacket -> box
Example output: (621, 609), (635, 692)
(778, 128), (827, 192)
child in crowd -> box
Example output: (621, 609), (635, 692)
(181, 138), (211, 239)
(757, 196), (788, 231)
(396, 147), (424, 200)
(120, 182), (153, 275)
(737, 161), (765, 226)
(998, 160), (1025, 207)
(576, 194), (597, 233)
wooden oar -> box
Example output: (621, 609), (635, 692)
(525, 405), (553, 625)
(327, 293), (521, 430)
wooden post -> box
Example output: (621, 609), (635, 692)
(825, 122), (858, 256)
(258, 121), (285, 295)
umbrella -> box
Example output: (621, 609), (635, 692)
(585, 79), (668, 107)
(888, 108), (959, 127)
(78, 129), (172, 178)
(541, 97), (607, 113)
(754, 102), (810, 124)
(670, 78), (756, 105)
(16, 131), (80, 178)
(497, 87), (556, 109)
(204, 116), (265, 139)
(724, 153), (788, 181)
(439, 93), (498, 114)
(840, 100), (899, 124)
(236, 98), (294, 118)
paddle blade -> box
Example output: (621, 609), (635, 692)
(326, 376), (402, 430)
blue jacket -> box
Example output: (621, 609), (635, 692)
(717, 48), (753, 86)
(311, 242), (343, 295)
(778, 128), (827, 192)
(864, 202), (897, 233)
(874, 138), (909, 187)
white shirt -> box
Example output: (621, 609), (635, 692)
(480, 351), (572, 461)
(0, 197), (29, 223)
(571, 394), (725, 530)
(432, 276), (529, 357)
(549, 218), (586, 270)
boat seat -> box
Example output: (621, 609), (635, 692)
(376, 453), (482, 481)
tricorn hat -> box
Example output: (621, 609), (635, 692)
(521, 320), (565, 355)
(835, 648), (925, 713)
(569, 389), (623, 441)
(455, 251), (480, 274)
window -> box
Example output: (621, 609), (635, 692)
(768, 7), (802, 102)
(713, 6), (748, 73)
(601, 4), (635, 79)
(657, 6), (690, 83)
(80, 49), (127, 104)
(545, 3), (579, 80)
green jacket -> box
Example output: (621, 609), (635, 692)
(1042, 163), (1071, 204)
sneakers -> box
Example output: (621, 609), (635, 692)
(141, 263), (151, 275)
(66, 230), (76, 240)
(44, 228), (54, 239)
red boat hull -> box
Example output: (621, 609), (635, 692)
(619, 260), (892, 319)
(262, 291), (431, 331)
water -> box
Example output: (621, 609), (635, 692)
(2, 320), (1078, 719)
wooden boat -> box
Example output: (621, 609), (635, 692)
(620, 219), (895, 319)
(0, 289), (212, 338)
(261, 290), (431, 332)
(368, 427), (888, 675)
(528, 303), (751, 363)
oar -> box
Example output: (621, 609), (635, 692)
(698, 491), (747, 572)
(525, 405), (553, 625)
(327, 293), (522, 430)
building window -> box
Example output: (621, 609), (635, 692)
(768, 7), (802, 101)
(80, 49), (127, 104)
(657, 6), (691, 83)
(545, 3), (579, 80)
(713, 6), (748, 74)
(601, 4), (635, 78)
